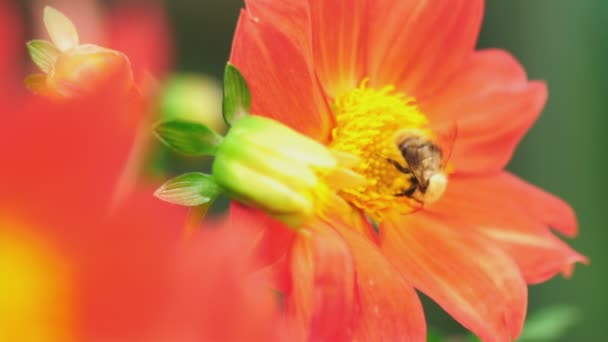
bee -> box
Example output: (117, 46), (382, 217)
(388, 128), (452, 204)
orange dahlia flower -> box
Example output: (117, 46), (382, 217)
(230, 1), (587, 341)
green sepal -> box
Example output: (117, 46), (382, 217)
(154, 172), (222, 207)
(154, 119), (223, 156)
(26, 40), (60, 73)
(222, 63), (251, 126)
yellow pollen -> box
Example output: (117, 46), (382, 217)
(329, 81), (432, 221)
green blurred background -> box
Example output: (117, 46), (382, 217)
(17, 0), (607, 340)
(479, 2), (605, 341)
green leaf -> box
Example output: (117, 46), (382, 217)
(222, 63), (251, 126)
(518, 305), (581, 341)
(426, 329), (445, 342)
(466, 335), (481, 342)
(154, 120), (223, 156)
(154, 172), (222, 207)
(26, 40), (60, 73)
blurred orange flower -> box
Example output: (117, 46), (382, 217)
(230, 0), (587, 341)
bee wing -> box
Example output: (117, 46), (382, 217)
(403, 144), (425, 185)
(432, 122), (459, 167)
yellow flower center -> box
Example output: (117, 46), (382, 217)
(329, 81), (438, 221)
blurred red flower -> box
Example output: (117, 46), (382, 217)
(0, 3), (282, 341)
(0, 83), (284, 342)
(103, 3), (173, 82)
(229, 0), (587, 341)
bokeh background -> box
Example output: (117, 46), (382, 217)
(12, 0), (607, 340)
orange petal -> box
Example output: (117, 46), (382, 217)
(333, 221), (426, 341)
(454, 171), (576, 237)
(285, 224), (356, 341)
(423, 50), (547, 173)
(427, 172), (586, 283)
(367, 0), (484, 98)
(307, 0), (368, 97)
(230, 2), (333, 141)
(381, 213), (527, 342)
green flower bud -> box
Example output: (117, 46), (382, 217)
(212, 115), (338, 227)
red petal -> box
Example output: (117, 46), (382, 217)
(165, 223), (281, 342)
(423, 50), (547, 173)
(367, 0), (484, 98)
(307, 0), (369, 96)
(229, 203), (296, 291)
(428, 172), (585, 283)
(0, 0), (22, 95)
(105, 5), (173, 80)
(333, 221), (426, 341)
(381, 213), (527, 342)
(75, 189), (282, 341)
(231, 2), (333, 141)
(77, 189), (185, 340)
(285, 224), (356, 341)
(0, 96), (136, 226)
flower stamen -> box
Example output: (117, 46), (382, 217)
(329, 81), (445, 221)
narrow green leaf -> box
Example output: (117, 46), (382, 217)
(518, 305), (581, 341)
(26, 40), (60, 73)
(154, 120), (223, 156)
(223, 63), (251, 126)
(154, 172), (222, 207)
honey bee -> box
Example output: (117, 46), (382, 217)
(388, 128), (451, 204)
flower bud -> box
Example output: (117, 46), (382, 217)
(26, 7), (134, 99)
(47, 44), (133, 98)
(212, 115), (344, 227)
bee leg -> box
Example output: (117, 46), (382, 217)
(395, 177), (418, 197)
(386, 158), (410, 174)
